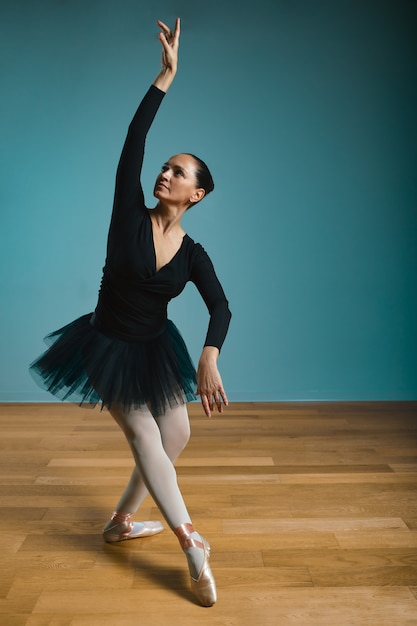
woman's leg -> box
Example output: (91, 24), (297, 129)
(108, 403), (191, 528)
(109, 403), (191, 515)
(106, 403), (216, 606)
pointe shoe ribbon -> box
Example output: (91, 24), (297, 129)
(174, 523), (217, 607)
(103, 511), (164, 543)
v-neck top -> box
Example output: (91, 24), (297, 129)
(92, 85), (231, 347)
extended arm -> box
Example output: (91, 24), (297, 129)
(111, 19), (180, 223)
(191, 247), (232, 417)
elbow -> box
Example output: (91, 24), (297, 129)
(211, 298), (231, 320)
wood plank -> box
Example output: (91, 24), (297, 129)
(0, 401), (416, 625)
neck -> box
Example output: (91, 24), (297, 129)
(152, 201), (187, 234)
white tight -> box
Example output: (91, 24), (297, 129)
(109, 402), (192, 530)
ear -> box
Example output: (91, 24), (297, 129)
(189, 188), (205, 205)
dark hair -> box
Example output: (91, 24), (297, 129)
(186, 153), (215, 199)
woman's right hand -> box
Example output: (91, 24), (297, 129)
(154, 18), (180, 92)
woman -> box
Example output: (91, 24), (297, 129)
(30, 18), (231, 607)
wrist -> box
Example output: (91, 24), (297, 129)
(199, 346), (219, 364)
(153, 68), (177, 92)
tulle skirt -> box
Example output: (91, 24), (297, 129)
(29, 313), (197, 416)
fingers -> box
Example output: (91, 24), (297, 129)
(200, 394), (212, 418)
(156, 18), (180, 74)
(157, 20), (170, 36)
(212, 389), (224, 414)
(157, 17), (180, 43)
(219, 388), (229, 410)
(197, 387), (228, 418)
(173, 17), (181, 40)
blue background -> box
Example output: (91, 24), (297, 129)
(1, 0), (416, 402)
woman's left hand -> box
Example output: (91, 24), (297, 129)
(196, 347), (229, 418)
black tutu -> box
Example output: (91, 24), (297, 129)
(29, 314), (197, 415)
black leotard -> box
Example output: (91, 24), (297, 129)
(93, 85), (231, 348)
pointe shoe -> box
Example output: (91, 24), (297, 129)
(190, 536), (217, 607)
(174, 523), (217, 607)
(103, 511), (164, 543)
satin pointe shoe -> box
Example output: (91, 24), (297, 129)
(174, 522), (217, 607)
(103, 511), (164, 543)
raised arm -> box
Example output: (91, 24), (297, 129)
(111, 19), (180, 221)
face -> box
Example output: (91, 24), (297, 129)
(153, 154), (205, 207)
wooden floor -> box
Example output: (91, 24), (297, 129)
(0, 402), (417, 625)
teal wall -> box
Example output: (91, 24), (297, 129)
(1, 0), (416, 402)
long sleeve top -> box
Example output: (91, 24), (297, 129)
(92, 85), (231, 349)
